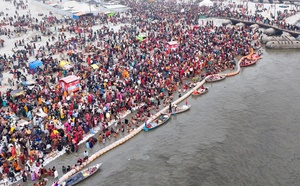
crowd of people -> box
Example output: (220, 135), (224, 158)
(207, 4), (300, 31)
(0, 0), (298, 185)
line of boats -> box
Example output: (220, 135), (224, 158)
(204, 52), (263, 83)
(143, 86), (211, 131)
(143, 104), (193, 131)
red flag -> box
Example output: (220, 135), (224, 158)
(186, 99), (188, 105)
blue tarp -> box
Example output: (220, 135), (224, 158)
(22, 80), (36, 86)
(29, 60), (43, 72)
(72, 15), (79, 20)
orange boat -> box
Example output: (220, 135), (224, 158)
(192, 88), (208, 96)
(246, 53), (262, 60)
(240, 58), (258, 67)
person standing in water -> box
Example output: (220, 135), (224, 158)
(168, 102), (172, 113)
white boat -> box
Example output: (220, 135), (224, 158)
(61, 163), (102, 186)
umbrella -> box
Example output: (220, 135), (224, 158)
(91, 64), (99, 69)
(11, 89), (24, 97)
(137, 35), (147, 42)
(60, 60), (71, 67)
(107, 12), (116, 17)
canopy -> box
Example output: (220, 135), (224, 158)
(91, 64), (99, 69)
(11, 89), (24, 97)
(167, 41), (178, 45)
(107, 12), (116, 17)
(29, 60), (43, 70)
(60, 60), (71, 68)
(63, 64), (73, 70)
(22, 80), (37, 86)
(17, 119), (30, 129)
(35, 108), (48, 118)
(199, 0), (213, 7)
(60, 75), (80, 83)
(167, 41), (178, 50)
(137, 35), (147, 42)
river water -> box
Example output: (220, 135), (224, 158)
(32, 48), (300, 186)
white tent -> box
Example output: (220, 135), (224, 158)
(62, 1), (99, 14)
(199, 0), (213, 7)
(62, 1), (78, 9)
(104, 4), (131, 12)
(72, 3), (98, 13)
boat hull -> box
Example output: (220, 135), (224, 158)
(162, 105), (191, 115)
(65, 163), (102, 186)
(206, 75), (226, 83)
(143, 114), (170, 131)
(240, 59), (257, 67)
(192, 88), (208, 96)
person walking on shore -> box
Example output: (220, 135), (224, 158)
(83, 150), (88, 161)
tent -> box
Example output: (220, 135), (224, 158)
(11, 89), (24, 98)
(63, 64), (73, 70)
(59, 75), (81, 93)
(104, 4), (131, 12)
(60, 60), (71, 68)
(166, 41), (178, 50)
(29, 60), (43, 72)
(199, 0), (213, 7)
(22, 80), (37, 86)
(107, 12), (116, 17)
(35, 108), (48, 118)
(137, 34), (147, 42)
(91, 64), (99, 69)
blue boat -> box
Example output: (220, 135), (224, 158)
(63, 163), (102, 186)
(143, 114), (171, 131)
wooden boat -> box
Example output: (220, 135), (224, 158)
(143, 114), (170, 131)
(64, 163), (102, 186)
(206, 74), (226, 83)
(251, 53), (262, 60)
(240, 58), (257, 67)
(162, 104), (191, 115)
(192, 88), (208, 96)
(246, 53), (262, 60)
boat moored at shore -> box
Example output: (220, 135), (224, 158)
(162, 104), (191, 115)
(143, 114), (171, 131)
(192, 88), (209, 96)
(60, 163), (102, 186)
(206, 74), (226, 83)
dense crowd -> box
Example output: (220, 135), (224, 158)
(1, 0), (296, 185)
(207, 5), (300, 31)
